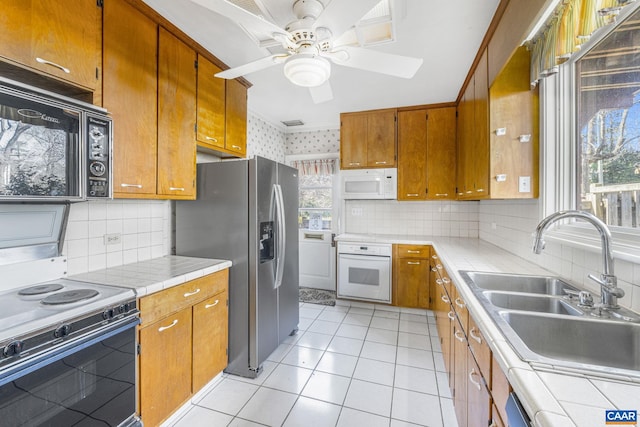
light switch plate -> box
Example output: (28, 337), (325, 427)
(518, 176), (531, 193)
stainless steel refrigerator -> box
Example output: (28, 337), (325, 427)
(175, 157), (299, 378)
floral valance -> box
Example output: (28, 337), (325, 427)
(290, 158), (337, 176)
(528, 0), (635, 86)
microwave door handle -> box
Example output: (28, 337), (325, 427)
(274, 184), (286, 289)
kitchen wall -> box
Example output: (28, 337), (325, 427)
(247, 113), (286, 162)
(479, 199), (640, 312)
(285, 129), (340, 154)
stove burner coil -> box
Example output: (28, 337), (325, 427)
(40, 289), (99, 305)
(18, 284), (64, 296)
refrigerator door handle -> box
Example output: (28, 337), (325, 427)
(274, 183), (286, 289)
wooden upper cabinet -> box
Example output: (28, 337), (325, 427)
(340, 113), (368, 169)
(340, 109), (396, 169)
(196, 55), (226, 150)
(457, 48), (489, 200)
(367, 109), (397, 167)
(103, 0), (158, 197)
(225, 79), (247, 157)
(489, 46), (539, 199)
(157, 27), (196, 199)
(473, 48), (490, 199)
(398, 110), (428, 200)
(398, 107), (456, 201)
(0, 0), (100, 90)
(426, 107), (457, 199)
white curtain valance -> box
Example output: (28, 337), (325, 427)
(291, 158), (337, 176)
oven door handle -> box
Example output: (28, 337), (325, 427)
(338, 254), (390, 261)
(0, 316), (139, 387)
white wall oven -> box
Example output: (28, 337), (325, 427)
(337, 242), (392, 303)
(0, 77), (112, 201)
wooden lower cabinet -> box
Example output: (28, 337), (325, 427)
(467, 350), (491, 427)
(138, 270), (229, 426)
(393, 244), (431, 308)
(140, 307), (192, 427)
(192, 290), (228, 391)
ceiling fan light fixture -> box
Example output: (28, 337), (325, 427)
(283, 55), (331, 87)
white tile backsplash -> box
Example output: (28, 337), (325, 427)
(63, 199), (172, 275)
(344, 200), (480, 238)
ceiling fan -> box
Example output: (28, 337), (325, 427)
(190, 0), (424, 103)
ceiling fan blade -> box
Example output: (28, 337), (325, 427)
(327, 46), (423, 79)
(216, 54), (288, 79)
(190, 0), (288, 39)
(309, 81), (333, 104)
(314, 0), (382, 40)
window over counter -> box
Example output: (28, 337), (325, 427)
(577, 5), (640, 229)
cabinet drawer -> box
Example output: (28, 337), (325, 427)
(396, 244), (430, 258)
(140, 269), (228, 325)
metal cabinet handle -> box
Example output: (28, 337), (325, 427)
(205, 299), (220, 309)
(466, 190), (473, 194)
(469, 327), (482, 344)
(431, 267), (438, 272)
(349, 162), (361, 166)
(435, 279), (443, 285)
(442, 277), (451, 284)
(375, 161), (387, 165)
(435, 193), (449, 197)
(205, 136), (218, 142)
(455, 297), (466, 309)
(432, 254), (438, 259)
(441, 294), (450, 304)
(120, 183), (143, 188)
(477, 189), (485, 192)
(169, 187), (185, 191)
(436, 264), (443, 270)
(468, 368), (482, 390)
(454, 329), (465, 342)
(406, 193), (419, 197)
(36, 57), (70, 74)
(407, 261), (420, 265)
(183, 288), (201, 297)
(231, 145), (242, 150)
(447, 311), (455, 320)
(158, 319), (178, 332)
(407, 250), (421, 254)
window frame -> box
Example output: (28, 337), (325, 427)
(542, 0), (640, 264)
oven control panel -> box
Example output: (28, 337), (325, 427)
(337, 242), (392, 256)
(86, 113), (112, 199)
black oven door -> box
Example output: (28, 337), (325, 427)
(0, 317), (139, 427)
(0, 86), (82, 200)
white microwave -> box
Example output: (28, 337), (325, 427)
(341, 168), (397, 200)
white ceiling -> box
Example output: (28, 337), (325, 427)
(142, 0), (501, 131)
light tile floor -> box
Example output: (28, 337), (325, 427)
(167, 301), (458, 427)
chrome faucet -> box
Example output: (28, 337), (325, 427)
(532, 210), (624, 309)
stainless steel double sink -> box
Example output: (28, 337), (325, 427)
(459, 271), (640, 379)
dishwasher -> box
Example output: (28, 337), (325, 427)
(337, 242), (392, 303)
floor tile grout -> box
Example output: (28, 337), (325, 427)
(169, 301), (456, 427)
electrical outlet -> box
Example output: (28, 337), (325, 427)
(518, 176), (531, 193)
(104, 233), (121, 245)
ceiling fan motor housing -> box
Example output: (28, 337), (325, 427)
(292, 0), (324, 20)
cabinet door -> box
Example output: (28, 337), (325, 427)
(193, 291), (228, 391)
(340, 113), (368, 169)
(452, 318), (468, 427)
(491, 355), (512, 427)
(468, 315), (491, 381)
(157, 27), (196, 198)
(398, 110), (428, 200)
(104, 0), (158, 197)
(395, 257), (430, 308)
(0, 0), (99, 90)
(426, 107), (457, 200)
(457, 82), (474, 199)
(467, 349), (491, 427)
(473, 48), (490, 199)
(139, 308), (192, 427)
(225, 79), (247, 157)
(196, 55), (226, 150)
(367, 109), (397, 167)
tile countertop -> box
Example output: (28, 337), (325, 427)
(336, 234), (640, 427)
(67, 255), (232, 297)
